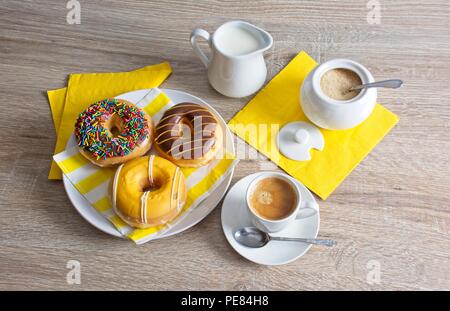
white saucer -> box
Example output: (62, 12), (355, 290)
(221, 173), (320, 265)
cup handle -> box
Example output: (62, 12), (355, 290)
(295, 201), (318, 219)
(190, 28), (211, 68)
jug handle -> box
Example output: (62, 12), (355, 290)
(190, 28), (211, 68)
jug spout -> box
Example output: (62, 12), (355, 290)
(245, 22), (273, 53)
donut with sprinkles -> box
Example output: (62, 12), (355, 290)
(74, 98), (153, 167)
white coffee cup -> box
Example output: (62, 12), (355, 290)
(246, 172), (317, 233)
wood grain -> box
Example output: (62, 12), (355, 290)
(0, 0), (449, 290)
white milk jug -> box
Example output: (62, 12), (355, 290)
(190, 21), (273, 98)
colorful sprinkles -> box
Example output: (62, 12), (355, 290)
(75, 99), (150, 160)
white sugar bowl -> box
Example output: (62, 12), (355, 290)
(300, 58), (377, 130)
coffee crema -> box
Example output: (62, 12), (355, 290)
(320, 68), (362, 101)
(249, 177), (297, 220)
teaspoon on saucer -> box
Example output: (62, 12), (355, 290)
(234, 227), (336, 248)
(347, 79), (403, 92)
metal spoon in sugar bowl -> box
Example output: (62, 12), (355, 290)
(234, 227), (336, 248)
(347, 79), (403, 93)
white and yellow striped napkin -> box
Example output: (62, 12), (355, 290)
(54, 88), (238, 244)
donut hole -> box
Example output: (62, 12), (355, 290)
(178, 118), (193, 137)
(106, 114), (125, 138)
(141, 179), (162, 193)
(110, 125), (121, 137)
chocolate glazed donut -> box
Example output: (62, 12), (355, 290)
(154, 103), (223, 168)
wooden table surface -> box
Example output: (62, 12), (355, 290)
(1, 0), (449, 290)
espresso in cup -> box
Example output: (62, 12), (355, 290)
(248, 177), (298, 220)
(246, 172), (317, 233)
(320, 68), (362, 101)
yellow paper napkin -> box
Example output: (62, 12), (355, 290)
(53, 88), (238, 244)
(228, 51), (399, 200)
(48, 62), (172, 180)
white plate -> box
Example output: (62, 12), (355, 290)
(221, 173), (320, 265)
(63, 89), (235, 239)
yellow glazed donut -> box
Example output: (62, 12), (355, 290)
(75, 98), (153, 167)
(111, 155), (187, 229)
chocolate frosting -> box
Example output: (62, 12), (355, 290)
(155, 103), (219, 159)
